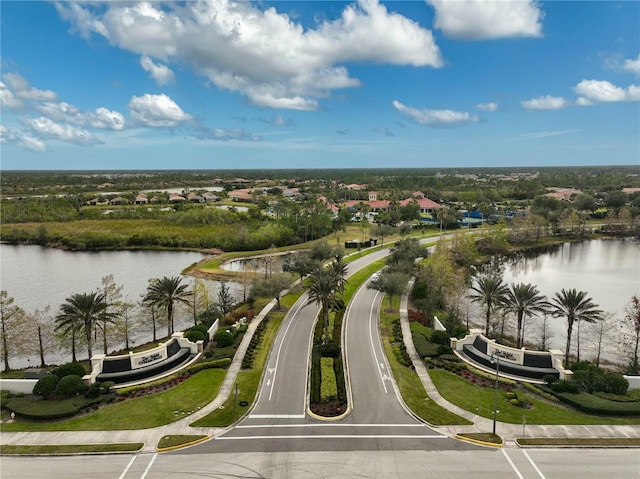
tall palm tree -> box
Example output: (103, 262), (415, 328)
(468, 274), (508, 337)
(307, 259), (346, 343)
(144, 276), (192, 337)
(550, 288), (603, 366)
(56, 292), (114, 361)
(502, 283), (549, 348)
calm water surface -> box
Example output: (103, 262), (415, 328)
(474, 239), (640, 363)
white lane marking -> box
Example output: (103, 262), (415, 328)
(248, 414), (306, 419)
(118, 455), (137, 479)
(523, 450), (547, 479)
(368, 291), (388, 393)
(268, 299), (306, 401)
(501, 449), (524, 479)
(139, 453), (158, 479)
(217, 434), (446, 440)
(236, 423), (429, 429)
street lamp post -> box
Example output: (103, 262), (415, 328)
(490, 353), (500, 436)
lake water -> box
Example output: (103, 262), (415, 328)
(473, 239), (640, 365)
(0, 244), (244, 367)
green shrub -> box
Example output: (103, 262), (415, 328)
(320, 358), (337, 402)
(506, 392), (516, 400)
(213, 329), (234, 348)
(543, 374), (559, 385)
(191, 324), (209, 335)
(555, 391), (640, 416)
(53, 362), (86, 379)
(33, 375), (59, 399)
(319, 341), (341, 358)
(412, 334), (439, 358)
(55, 375), (86, 399)
(594, 372), (629, 396)
(436, 344), (453, 356)
(185, 358), (231, 374)
(310, 353), (321, 404)
(510, 398), (520, 406)
(430, 330), (450, 345)
(550, 380), (580, 394)
(185, 330), (206, 342)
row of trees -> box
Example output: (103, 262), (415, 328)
(468, 273), (640, 371)
(0, 275), (238, 371)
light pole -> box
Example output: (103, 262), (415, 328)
(490, 352), (500, 436)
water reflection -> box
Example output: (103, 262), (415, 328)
(470, 239), (639, 364)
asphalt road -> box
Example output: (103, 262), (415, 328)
(3, 448), (638, 478)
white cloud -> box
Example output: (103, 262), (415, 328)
(0, 124), (16, 143)
(624, 54), (640, 75)
(428, 0), (543, 40)
(477, 102), (498, 111)
(518, 129), (581, 140)
(88, 108), (126, 130)
(140, 55), (175, 85)
(573, 79), (640, 103)
(128, 93), (193, 127)
(521, 95), (568, 110)
(0, 81), (24, 110)
(392, 100), (479, 126)
(56, 0), (442, 109)
(2, 73), (58, 101)
(22, 116), (102, 146)
(20, 135), (47, 152)
(197, 127), (261, 142)
(262, 114), (292, 127)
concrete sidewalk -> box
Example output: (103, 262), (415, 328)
(398, 286), (640, 442)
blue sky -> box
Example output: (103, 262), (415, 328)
(1, 0), (638, 170)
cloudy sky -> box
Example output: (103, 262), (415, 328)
(1, 0), (638, 170)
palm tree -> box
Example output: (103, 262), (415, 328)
(468, 274), (508, 337)
(501, 283), (549, 348)
(144, 276), (192, 337)
(550, 288), (603, 366)
(307, 257), (347, 343)
(56, 292), (114, 361)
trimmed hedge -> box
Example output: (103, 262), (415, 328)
(53, 362), (86, 379)
(4, 396), (106, 420)
(55, 375), (86, 399)
(320, 358), (337, 402)
(33, 375), (59, 399)
(554, 391), (640, 416)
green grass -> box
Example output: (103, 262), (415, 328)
(190, 293), (298, 427)
(458, 432), (502, 445)
(1, 368), (226, 431)
(379, 299), (472, 426)
(429, 369), (640, 425)
(157, 435), (207, 449)
(517, 437), (640, 447)
(0, 443), (143, 455)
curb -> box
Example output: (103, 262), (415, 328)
(455, 434), (503, 448)
(156, 435), (210, 452)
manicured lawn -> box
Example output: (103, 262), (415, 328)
(429, 369), (640, 425)
(379, 300), (472, 426)
(0, 443), (143, 455)
(1, 368), (226, 431)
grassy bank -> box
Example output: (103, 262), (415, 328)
(429, 369), (640, 425)
(0, 443), (144, 455)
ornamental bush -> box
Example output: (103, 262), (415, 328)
(55, 375), (86, 399)
(430, 330), (450, 345)
(53, 362), (86, 379)
(33, 374), (59, 399)
(213, 329), (234, 348)
(185, 330), (206, 342)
